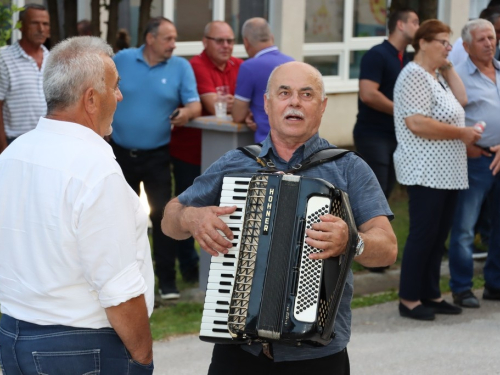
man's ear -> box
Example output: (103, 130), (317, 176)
(145, 32), (154, 46)
(83, 87), (98, 115)
(264, 94), (269, 115)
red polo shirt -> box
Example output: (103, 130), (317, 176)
(170, 50), (243, 165)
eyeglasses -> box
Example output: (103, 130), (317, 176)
(205, 36), (235, 45)
(433, 39), (452, 49)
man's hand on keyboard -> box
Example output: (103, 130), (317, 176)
(184, 205), (237, 256)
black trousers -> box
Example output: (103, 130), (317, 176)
(171, 156), (200, 278)
(399, 185), (458, 301)
(354, 135), (397, 199)
(111, 140), (177, 288)
(208, 344), (349, 375)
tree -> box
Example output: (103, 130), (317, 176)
(0, 3), (23, 47)
(64, 0), (78, 38)
(46, 0), (61, 45)
(107, 0), (120, 48)
(91, 0), (100, 37)
(137, 0), (153, 47)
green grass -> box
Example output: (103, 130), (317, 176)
(150, 302), (203, 340)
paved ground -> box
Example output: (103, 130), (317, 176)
(152, 289), (499, 374)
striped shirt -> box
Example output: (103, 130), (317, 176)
(0, 42), (48, 138)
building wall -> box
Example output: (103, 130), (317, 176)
(320, 93), (357, 147)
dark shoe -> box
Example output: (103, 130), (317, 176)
(159, 285), (180, 300)
(365, 266), (389, 273)
(399, 303), (435, 321)
(453, 290), (480, 308)
(421, 299), (462, 315)
(483, 286), (500, 300)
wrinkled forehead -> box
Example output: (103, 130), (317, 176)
(270, 65), (322, 92)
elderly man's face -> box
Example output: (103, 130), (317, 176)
(465, 26), (496, 64)
(148, 21), (177, 62)
(203, 22), (235, 67)
(97, 56), (123, 137)
(21, 8), (50, 47)
(264, 62), (327, 146)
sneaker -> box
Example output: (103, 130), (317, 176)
(453, 290), (480, 308)
(472, 246), (487, 260)
(159, 287), (180, 300)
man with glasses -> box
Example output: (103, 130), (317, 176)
(169, 21), (243, 287)
(110, 17), (201, 300)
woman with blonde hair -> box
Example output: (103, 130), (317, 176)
(394, 19), (481, 320)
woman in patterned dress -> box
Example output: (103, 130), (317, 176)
(393, 20), (482, 321)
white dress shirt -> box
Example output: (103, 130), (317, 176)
(0, 117), (155, 328)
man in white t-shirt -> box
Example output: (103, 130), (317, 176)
(0, 37), (155, 374)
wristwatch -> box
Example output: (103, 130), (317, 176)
(355, 234), (364, 257)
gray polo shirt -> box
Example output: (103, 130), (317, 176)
(179, 133), (392, 362)
(0, 42), (48, 138)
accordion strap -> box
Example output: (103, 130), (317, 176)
(237, 144), (359, 174)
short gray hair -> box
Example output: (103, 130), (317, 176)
(242, 17), (272, 45)
(44, 36), (114, 114)
(462, 19), (496, 44)
(265, 63), (326, 101)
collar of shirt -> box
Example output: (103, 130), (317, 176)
(135, 44), (168, 67)
(254, 46), (279, 59)
(200, 49), (237, 72)
(258, 133), (324, 168)
(14, 41), (49, 68)
(37, 117), (115, 159)
(465, 55), (500, 75)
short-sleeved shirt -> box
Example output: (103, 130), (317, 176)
(169, 50), (243, 165)
(455, 57), (500, 148)
(178, 132), (392, 362)
(111, 46), (200, 150)
(393, 62), (468, 189)
(234, 47), (294, 142)
(0, 42), (49, 138)
(354, 40), (409, 139)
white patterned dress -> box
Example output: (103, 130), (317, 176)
(393, 62), (468, 190)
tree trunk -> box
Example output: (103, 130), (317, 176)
(91, 0), (101, 37)
(64, 0), (78, 38)
(107, 0), (120, 48)
(46, 0), (60, 46)
(419, 0), (438, 22)
(137, 0), (153, 47)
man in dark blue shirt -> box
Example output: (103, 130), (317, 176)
(162, 61), (397, 374)
(354, 8), (419, 199)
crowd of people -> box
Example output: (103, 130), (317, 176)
(0, 1), (499, 373)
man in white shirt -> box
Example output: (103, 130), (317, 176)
(0, 36), (155, 374)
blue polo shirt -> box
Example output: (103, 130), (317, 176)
(112, 46), (200, 150)
(178, 133), (392, 362)
(455, 57), (500, 148)
(234, 47), (294, 142)
(354, 40), (409, 139)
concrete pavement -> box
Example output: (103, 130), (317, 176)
(152, 289), (499, 374)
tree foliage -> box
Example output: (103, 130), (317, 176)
(0, 4), (23, 47)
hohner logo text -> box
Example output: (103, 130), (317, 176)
(262, 188), (274, 235)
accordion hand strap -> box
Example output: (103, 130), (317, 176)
(237, 144), (361, 174)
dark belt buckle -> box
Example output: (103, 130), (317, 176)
(129, 149), (139, 158)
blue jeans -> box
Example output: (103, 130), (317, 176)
(449, 155), (500, 293)
(0, 314), (153, 375)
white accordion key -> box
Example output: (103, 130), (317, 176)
(294, 196), (331, 323)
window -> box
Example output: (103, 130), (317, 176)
(303, 0), (388, 93)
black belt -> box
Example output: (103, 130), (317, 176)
(111, 141), (169, 158)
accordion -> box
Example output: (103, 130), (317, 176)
(200, 173), (358, 346)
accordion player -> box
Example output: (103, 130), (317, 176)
(200, 172), (359, 347)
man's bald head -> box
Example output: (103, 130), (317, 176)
(266, 62), (326, 101)
(242, 17), (272, 45)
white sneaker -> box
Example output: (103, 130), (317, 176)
(159, 288), (180, 300)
